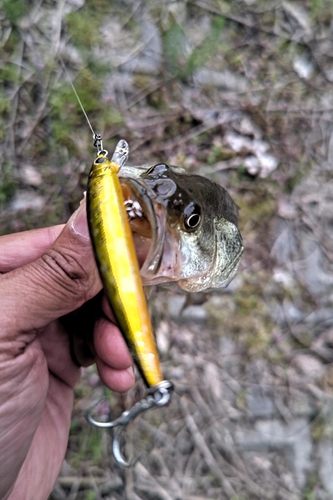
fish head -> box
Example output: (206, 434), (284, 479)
(120, 163), (243, 292)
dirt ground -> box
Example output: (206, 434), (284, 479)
(2, 1), (333, 499)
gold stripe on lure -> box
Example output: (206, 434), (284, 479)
(86, 136), (173, 467)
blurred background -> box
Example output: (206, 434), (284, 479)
(2, 0), (333, 498)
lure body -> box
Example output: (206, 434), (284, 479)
(86, 150), (164, 388)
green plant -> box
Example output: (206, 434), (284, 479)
(0, 163), (15, 205)
(2, 0), (30, 25)
(85, 492), (97, 500)
(163, 16), (225, 78)
(302, 473), (318, 500)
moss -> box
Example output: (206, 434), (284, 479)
(237, 185), (276, 218)
(49, 66), (106, 153)
(236, 389), (247, 411)
(74, 382), (92, 399)
(69, 426), (106, 469)
(162, 16), (225, 79)
(206, 274), (274, 358)
(233, 180), (277, 237)
(0, 61), (23, 86)
(66, 11), (100, 49)
(302, 473), (319, 500)
(147, 88), (168, 110)
(69, 418), (81, 433)
(85, 493), (97, 500)
(0, 162), (16, 206)
(102, 107), (124, 127)
(65, 0), (117, 50)
(2, 0), (30, 25)
(311, 410), (333, 441)
(284, 161), (312, 193)
(184, 16), (225, 77)
(207, 143), (236, 164)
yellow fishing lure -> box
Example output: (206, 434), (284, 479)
(86, 141), (163, 387)
(86, 137), (172, 466)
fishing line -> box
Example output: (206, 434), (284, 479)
(59, 58), (96, 139)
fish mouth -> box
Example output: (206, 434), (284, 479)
(120, 177), (172, 285)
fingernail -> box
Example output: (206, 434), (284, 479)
(126, 366), (135, 380)
(71, 203), (90, 240)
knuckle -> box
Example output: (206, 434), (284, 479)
(41, 248), (90, 299)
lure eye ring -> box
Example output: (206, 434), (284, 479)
(183, 202), (202, 231)
(95, 157), (106, 164)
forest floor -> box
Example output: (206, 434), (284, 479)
(2, 1), (333, 499)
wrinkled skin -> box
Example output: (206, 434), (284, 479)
(0, 203), (134, 500)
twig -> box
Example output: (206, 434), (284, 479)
(3, 38), (25, 163)
(88, 471), (103, 500)
(179, 397), (236, 497)
(133, 113), (234, 156)
(194, 0), (309, 45)
(181, 396), (286, 500)
(298, 207), (333, 264)
(57, 476), (123, 491)
(67, 476), (81, 500)
(188, 497), (223, 500)
(127, 77), (175, 109)
(209, 427), (288, 500)
(134, 462), (175, 500)
(125, 465), (142, 500)
(50, 482), (67, 500)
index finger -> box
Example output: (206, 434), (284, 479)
(0, 225), (64, 273)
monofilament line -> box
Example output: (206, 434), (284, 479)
(59, 58), (96, 139)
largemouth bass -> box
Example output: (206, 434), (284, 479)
(119, 162), (243, 293)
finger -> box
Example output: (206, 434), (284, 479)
(62, 293), (103, 368)
(94, 316), (133, 370)
(96, 358), (135, 392)
(39, 321), (81, 389)
(0, 225), (64, 273)
(0, 201), (102, 339)
(94, 296), (135, 392)
(101, 293), (116, 323)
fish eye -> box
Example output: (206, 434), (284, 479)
(183, 202), (201, 231)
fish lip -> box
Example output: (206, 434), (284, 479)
(119, 177), (168, 282)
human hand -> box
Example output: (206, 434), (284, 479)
(0, 202), (135, 500)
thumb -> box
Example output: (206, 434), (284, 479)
(1, 201), (103, 336)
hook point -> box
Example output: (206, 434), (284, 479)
(87, 381), (173, 466)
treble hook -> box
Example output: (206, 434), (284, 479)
(86, 380), (173, 467)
